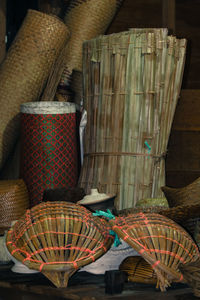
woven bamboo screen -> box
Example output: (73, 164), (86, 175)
(79, 29), (186, 210)
(0, 9), (69, 170)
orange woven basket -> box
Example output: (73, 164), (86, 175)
(6, 202), (113, 287)
(109, 212), (200, 291)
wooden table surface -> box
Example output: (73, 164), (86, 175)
(0, 264), (196, 300)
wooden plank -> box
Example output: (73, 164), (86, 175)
(107, 0), (162, 34)
(0, 0), (6, 64)
(172, 90), (200, 131)
(162, 0), (176, 33)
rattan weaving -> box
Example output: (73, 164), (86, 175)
(119, 256), (157, 285)
(60, 0), (124, 86)
(6, 202), (113, 287)
(0, 179), (29, 233)
(109, 212), (199, 291)
(0, 9), (69, 170)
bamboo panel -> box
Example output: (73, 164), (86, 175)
(79, 29), (186, 210)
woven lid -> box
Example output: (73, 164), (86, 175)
(20, 102), (76, 114)
(78, 188), (115, 205)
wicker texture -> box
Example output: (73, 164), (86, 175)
(0, 9), (69, 170)
(179, 259), (200, 298)
(60, 0), (124, 86)
(6, 202), (113, 288)
(79, 29), (186, 210)
(20, 102), (78, 207)
(119, 256), (157, 285)
(161, 177), (200, 208)
(159, 177), (200, 223)
(109, 213), (199, 291)
(0, 179), (29, 231)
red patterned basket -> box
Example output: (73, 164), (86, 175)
(20, 102), (78, 207)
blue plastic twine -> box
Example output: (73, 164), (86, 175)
(93, 209), (121, 247)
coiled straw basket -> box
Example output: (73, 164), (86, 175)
(6, 202), (114, 288)
(0, 179), (29, 234)
(109, 212), (199, 291)
(0, 9), (69, 170)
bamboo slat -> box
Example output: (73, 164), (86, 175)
(79, 29), (186, 210)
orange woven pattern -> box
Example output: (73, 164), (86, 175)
(0, 10), (69, 170)
(6, 202), (113, 287)
(109, 212), (200, 291)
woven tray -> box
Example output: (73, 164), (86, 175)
(0, 9), (69, 170)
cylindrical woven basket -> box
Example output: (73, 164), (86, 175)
(0, 179), (29, 233)
(60, 0), (124, 86)
(20, 102), (78, 207)
(0, 9), (70, 170)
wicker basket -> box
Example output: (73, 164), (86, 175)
(6, 201), (113, 287)
(0, 179), (29, 233)
(0, 9), (69, 170)
(109, 212), (199, 291)
(179, 259), (200, 298)
(119, 256), (157, 285)
(60, 0), (124, 86)
(20, 102), (78, 207)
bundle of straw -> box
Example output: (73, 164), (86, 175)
(6, 201), (113, 288)
(79, 28), (186, 210)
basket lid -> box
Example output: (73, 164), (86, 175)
(78, 189), (115, 205)
(20, 101), (76, 114)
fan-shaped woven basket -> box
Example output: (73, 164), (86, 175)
(6, 202), (113, 287)
(109, 213), (200, 291)
(0, 179), (29, 233)
(0, 9), (69, 170)
(119, 256), (157, 285)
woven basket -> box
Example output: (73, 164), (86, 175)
(0, 179), (29, 233)
(161, 177), (200, 208)
(6, 201), (113, 287)
(119, 256), (157, 285)
(109, 213), (199, 291)
(20, 102), (78, 207)
(179, 259), (200, 298)
(0, 9), (69, 170)
(60, 0), (124, 86)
